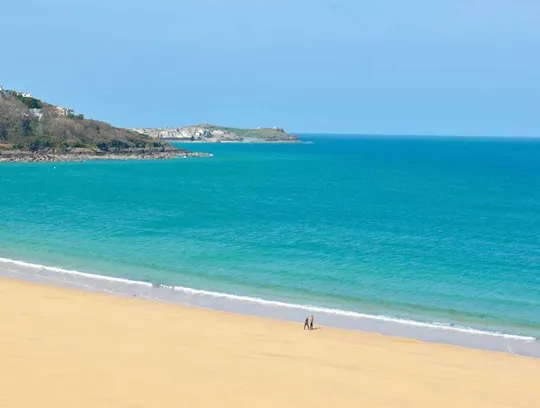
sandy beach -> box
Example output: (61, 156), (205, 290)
(1, 277), (538, 408)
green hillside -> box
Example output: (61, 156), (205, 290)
(0, 89), (172, 153)
(196, 124), (298, 141)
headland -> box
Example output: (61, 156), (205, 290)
(0, 87), (210, 162)
(131, 124), (300, 143)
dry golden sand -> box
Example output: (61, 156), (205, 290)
(1, 278), (539, 408)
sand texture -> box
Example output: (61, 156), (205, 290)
(1, 278), (538, 408)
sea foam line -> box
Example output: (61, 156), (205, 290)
(0, 256), (536, 342)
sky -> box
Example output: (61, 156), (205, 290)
(2, 0), (540, 136)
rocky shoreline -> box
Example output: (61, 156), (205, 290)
(0, 149), (212, 163)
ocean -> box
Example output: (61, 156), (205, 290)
(1, 135), (539, 355)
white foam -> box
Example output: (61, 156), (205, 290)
(0, 257), (152, 288)
(0, 256), (536, 342)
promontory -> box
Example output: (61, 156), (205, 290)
(0, 87), (208, 163)
(131, 124), (300, 143)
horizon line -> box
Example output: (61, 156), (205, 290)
(292, 132), (540, 139)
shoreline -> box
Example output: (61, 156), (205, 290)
(2, 276), (539, 407)
(166, 139), (306, 144)
(0, 150), (212, 163)
(1, 256), (538, 358)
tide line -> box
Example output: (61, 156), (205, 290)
(0, 256), (536, 343)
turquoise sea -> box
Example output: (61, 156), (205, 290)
(1, 135), (539, 343)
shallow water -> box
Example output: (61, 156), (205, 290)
(1, 135), (539, 351)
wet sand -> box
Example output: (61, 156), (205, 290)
(1, 277), (538, 408)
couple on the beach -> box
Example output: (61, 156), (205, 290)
(303, 315), (315, 330)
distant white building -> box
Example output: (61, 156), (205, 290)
(31, 109), (43, 121)
(30, 108), (43, 121)
(55, 106), (74, 116)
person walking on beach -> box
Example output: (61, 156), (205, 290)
(304, 317), (310, 330)
(309, 315), (314, 330)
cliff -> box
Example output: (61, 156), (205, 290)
(0, 87), (206, 162)
(131, 124), (300, 143)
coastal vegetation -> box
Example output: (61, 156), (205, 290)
(0, 88), (192, 162)
(192, 124), (297, 140)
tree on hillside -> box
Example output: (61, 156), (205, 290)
(0, 92), (171, 153)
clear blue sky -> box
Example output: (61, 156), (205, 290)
(2, 0), (539, 136)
